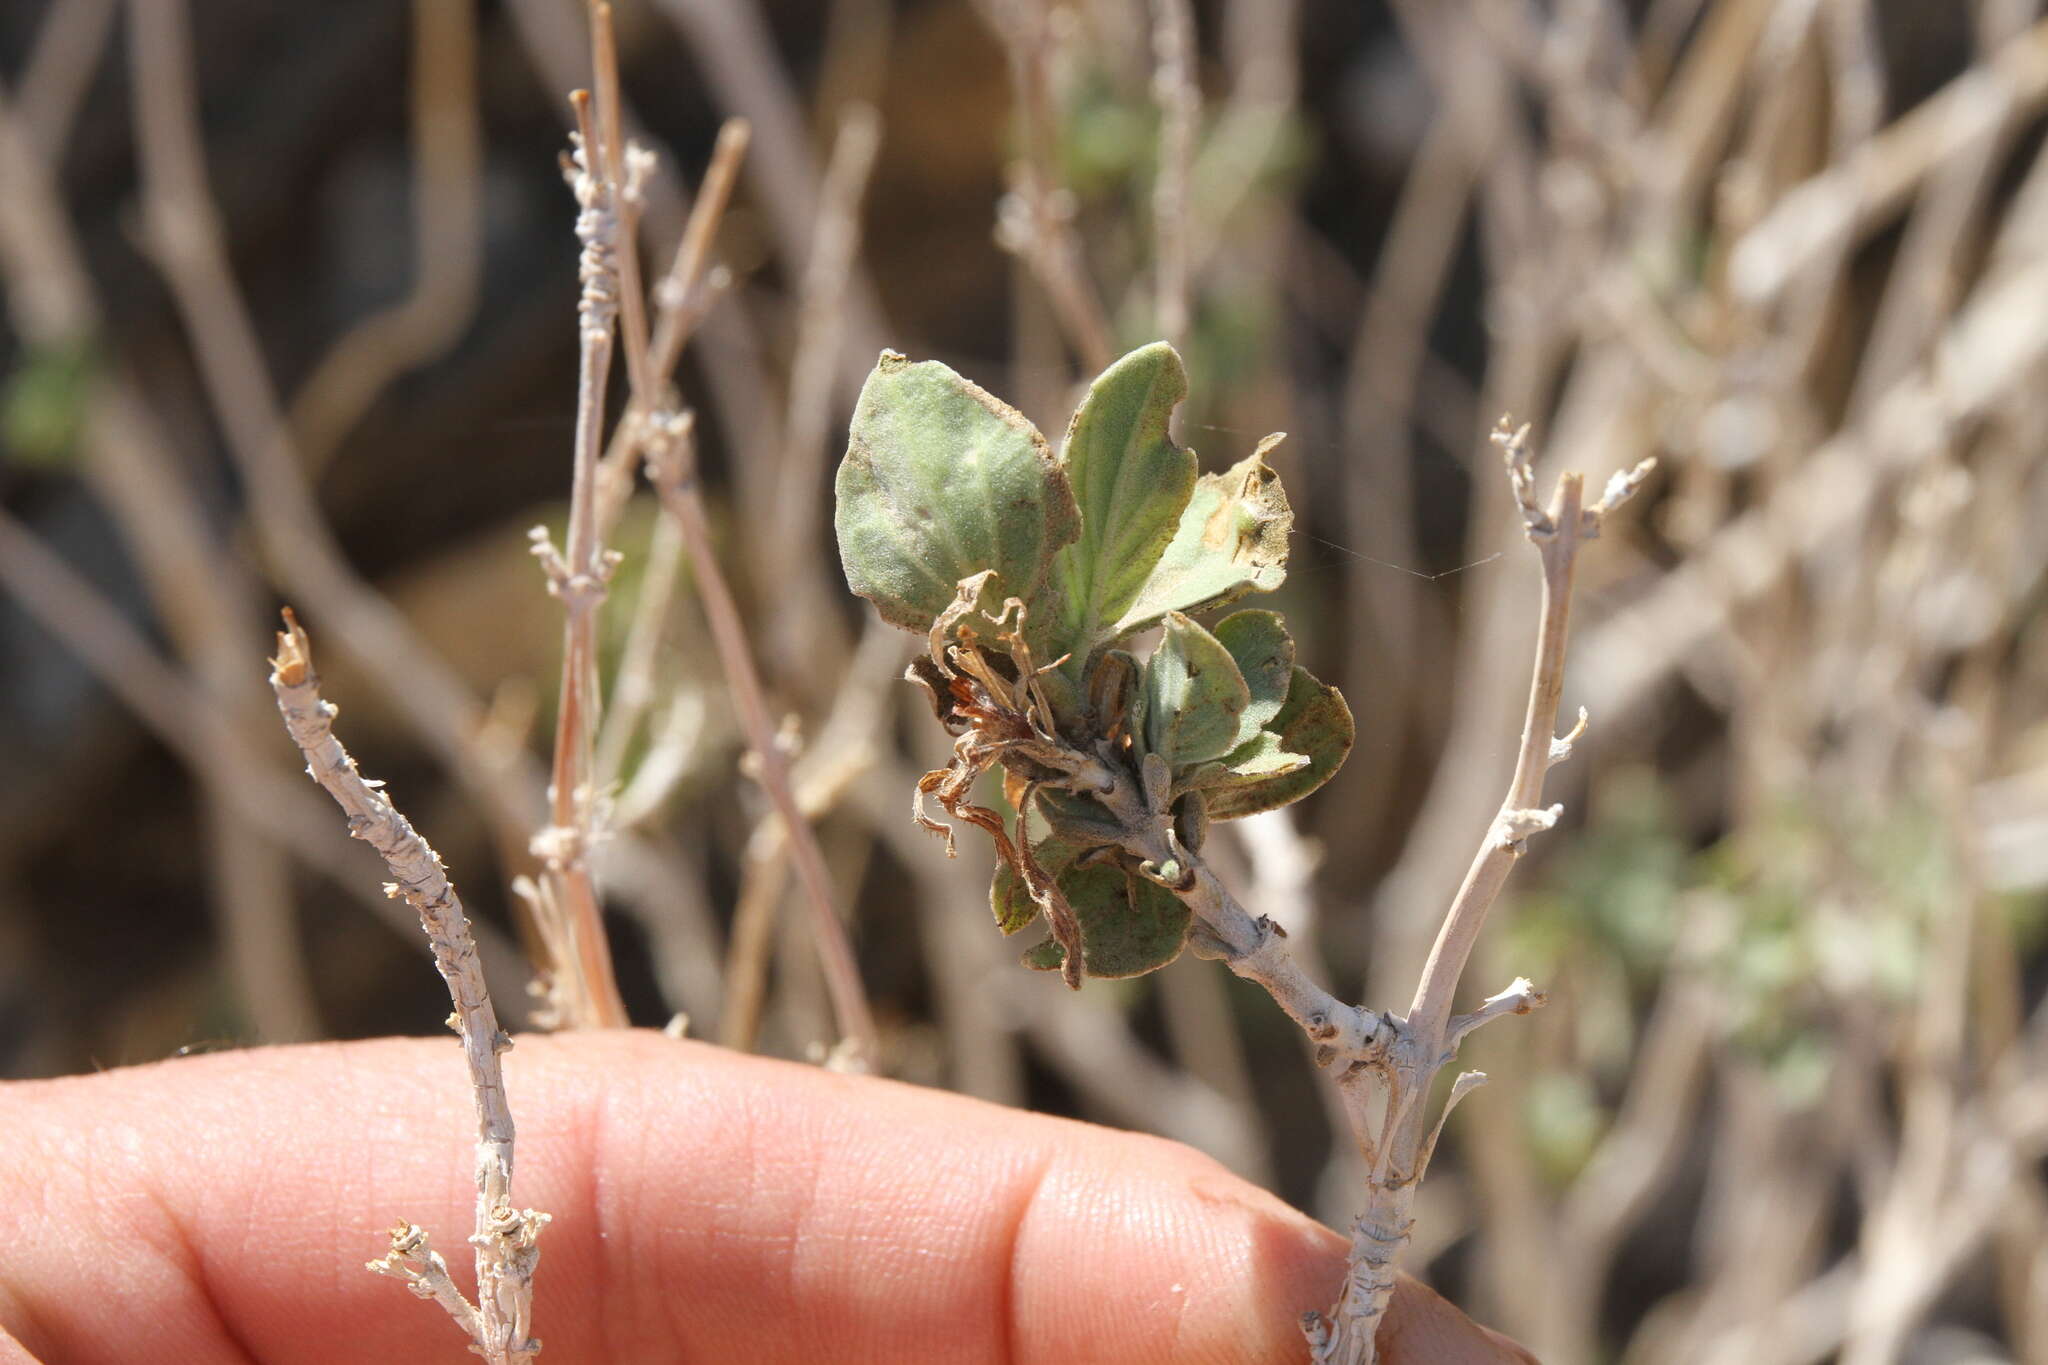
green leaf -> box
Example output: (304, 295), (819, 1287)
(835, 350), (1081, 632)
(1112, 435), (1292, 638)
(1204, 665), (1353, 819)
(990, 860), (1033, 935)
(992, 853), (1053, 935)
(1211, 609), (1294, 746)
(1142, 612), (1250, 767)
(1048, 342), (1197, 654)
(1173, 730), (1310, 796)
(1020, 860), (1193, 978)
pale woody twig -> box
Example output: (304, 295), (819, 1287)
(1067, 759), (1391, 1067)
(978, 0), (1117, 372)
(0, 502), (523, 971)
(590, 5), (654, 408)
(521, 76), (634, 1031)
(589, 118), (750, 791)
(1298, 423), (1653, 1365)
(580, 33), (875, 1065)
(269, 612), (546, 1365)
(643, 414), (879, 1069)
(1148, 0), (1198, 350)
(592, 116), (751, 539)
(18, 0), (115, 160)
(287, 0), (482, 477)
(647, 119), (750, 384)
(124, 0), (550, 865)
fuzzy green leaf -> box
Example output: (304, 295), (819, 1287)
(1048, 342), (1198, 656)
(992, 876), (1035, 936)
(1173, 730), (1311, 797)
(835, 350), (1080, 632)
(990, 858), (1040, 935)
(1020, 860), (1193, 979)
(1112, 436), (1292, 638)
(1204, 665), (1354, 819)
(1142, 612), (1250, 767)
(1212, 609), (1294, 747)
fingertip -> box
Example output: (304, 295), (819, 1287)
(1006, 1131), (1343, 1363)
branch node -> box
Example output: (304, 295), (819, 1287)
(1186, 917), (1233, 960)
(1494, 417), (1549, 535)
(1302, 1311), (1336, 1353)
(527, 526), (569, 586)
(640, 408), (698, 490)
(621, 142), (657, 204)
(1494, 804), (1563, 849)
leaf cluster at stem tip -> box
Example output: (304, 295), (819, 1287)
(834, 342), (1353, 984)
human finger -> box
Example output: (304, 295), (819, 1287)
(0, 1031), (1532, 1364)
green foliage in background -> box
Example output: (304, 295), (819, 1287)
(2, 337), (97, 469)
(1514, 773), (2012, 1159)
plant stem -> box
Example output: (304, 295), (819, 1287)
(527, 85), (632, 1030)
(1306, 430), (1649, 1364)
(648, 442), (879, 1069)
(586, 71), (875, 1066)
(1069, 423), (1650, 1363)
(1405, 467), (1583, 1046)
(270, 612), (547, 1364)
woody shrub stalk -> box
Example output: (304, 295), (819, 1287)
(834, 341), (1651, 1361)
(269, 611), (545, 1363)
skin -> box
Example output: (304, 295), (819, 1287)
(0, 1031), (1535, 1364)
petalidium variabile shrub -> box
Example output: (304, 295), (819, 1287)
(833, 341), (1352, 987)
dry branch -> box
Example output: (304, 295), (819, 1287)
(1147, 0), (1198, 349)
(977, 0), (1117, 372)
(644, 415), (878, 1068)
(124, 0), (545, 853)
(287, 0), (482, 476)
(520, 70), (635, 1031)
(1287, 425), (1651, 1364)
(573, 21), (876, 1067)
(269, 612), (545, 1365)
(0, 504), (521, 973)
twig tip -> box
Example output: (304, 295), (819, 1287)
(270, 607), (311, 686)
